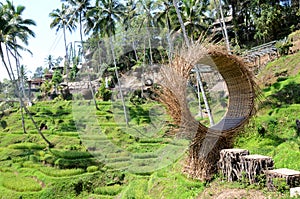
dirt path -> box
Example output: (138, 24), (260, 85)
(198, 187), (267, 199)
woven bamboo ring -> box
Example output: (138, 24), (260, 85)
(202, 51), (256, 132)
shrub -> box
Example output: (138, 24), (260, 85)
(41, 154), (57, 166)
(272, 178), (289, 193)
(87, 166), (99, 173)
(54, 158), (98, 169)
(96, 81), (112, 101)
(9, 143), (46, 150)
(275, 38), (293, 56)
(30, 155), (40, 163)
(50, 149), (93, 159)
(93, 185), (122, 196)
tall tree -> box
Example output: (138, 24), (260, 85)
(87, 0), (129, 124)
(49, 3), (77, 77)
(0, 0), (54, 147)
(61, 0), (91, 47)
(176, 0), (212, 40)
(62, 0), (100, 109)
(44, 55), (56, 70)
(173, 0), (190, 46)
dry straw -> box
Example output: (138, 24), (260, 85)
(156, 42), (257, 180)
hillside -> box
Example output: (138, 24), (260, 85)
(0, 52), (299, 198)
(236, 52), (300, 171)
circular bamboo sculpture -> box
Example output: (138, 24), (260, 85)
(157, 44), (257, 180)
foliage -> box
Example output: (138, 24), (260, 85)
(93, 184), (122, 196)
(272, 178), (289, 193)
(8, 143), (46, 150)
(275, 38), (293, 56)
(69, 65), (79, 81)
(33, 66), (44, 78)
(86, 165), (98, 173)
(50, 149), (93, 159)
(253, 4), (282, 42)
(52, 69), (63, 86)
(96, 81), (112, 101)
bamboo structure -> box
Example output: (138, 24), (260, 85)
(156, 43), (257, 180)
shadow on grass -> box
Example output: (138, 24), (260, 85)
(270, 81), (300, 105)
(259, 81), (300, 109)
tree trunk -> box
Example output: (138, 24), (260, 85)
(265, 168), (300, 191)
(109, 36), (129, 126)
(63, 24), (69, 79)
(173, 0), (190, 47)
(217, 0), (230, 52)
(79, 24), (99, 111)
(195, 68), (214, 126)
(0, 45), (54, 147)
(218, 148), (249, 181)
(241, 154), (274, 184)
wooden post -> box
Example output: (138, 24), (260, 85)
(265, 168), (300, 191)
(241, 154), (274, 184)
(218, 149), (249, 181)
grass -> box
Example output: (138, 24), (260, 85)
(1, 51), (300, 198)
(39, 167), (85, 177)
(8, 143), (46, 150)
(50, 149), (93, 159)
(1, 172), (42, 192)
(93, 184), (123, 196)
(236, 62), (300, 171)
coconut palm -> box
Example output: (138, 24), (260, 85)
(44, 55), (56, 69)
(62, 0), (100, 110)
(123, 0), (138, 30)
(86, 0), (125, 37)
(155, 0), (177, 31)
(62, 0), (91, 46)
(49, 3), (77, 76)
(86, 0), (128, 125)
(0, 0), (54, 147)
(173, 0), (190, 46)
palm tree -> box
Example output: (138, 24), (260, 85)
(44, 55), (56, 69)
(123, 0), (138, 30)
(62, 0), (100, 110)
(173, 0), (190, 46)
(0, 0), (54, 147)
(87, 0), (129, 125)
(182, 0), (212, 40)
(214, 0), (230, 52)
(49, 3), (77, 77)
(172, 0), (215, 126)
(62, 0), (91, 47)
(87, 0), (125, 37)
(155, 0), (176, 31)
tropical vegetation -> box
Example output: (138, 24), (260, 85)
(1, 0), (300, 198)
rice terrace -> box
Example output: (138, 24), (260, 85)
(0, 0), (300, 198)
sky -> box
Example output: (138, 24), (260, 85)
(0, 0), (82, 81)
